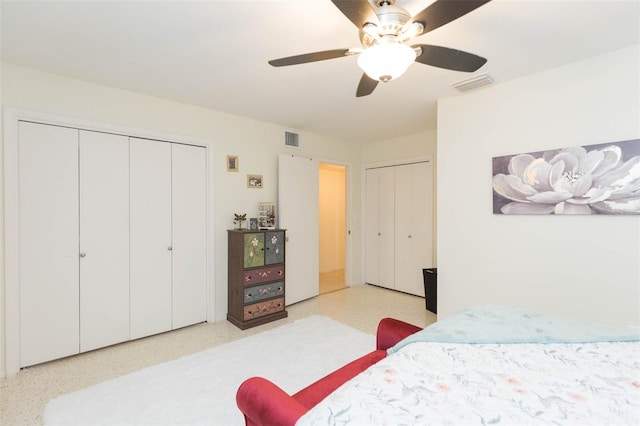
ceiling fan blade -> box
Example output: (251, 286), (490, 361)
(413, 44), (487, 72)
(331, 0), (378, 29)
(411, 0), (492, 35)
(356, 73), (379, 97)
(268, 49), (351, 67)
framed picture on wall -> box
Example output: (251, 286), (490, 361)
(492, 138), (640, 215)
(227, 155), (239, 172)
(247, 174), (263, 188)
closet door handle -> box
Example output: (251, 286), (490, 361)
(80, 253), (87, 258)
(167, 246), (173, 251)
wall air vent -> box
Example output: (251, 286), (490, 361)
(284, 131), (300, 148)
(452, 73), (494, 93)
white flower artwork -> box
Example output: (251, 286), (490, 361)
(492, 139), (640, 215)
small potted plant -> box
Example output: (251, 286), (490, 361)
(233, 213), (247, 230)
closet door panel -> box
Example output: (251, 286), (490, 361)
(411, 161), (433, 280)
(395, 162), (432, 296)
(394, 164), (413, 294)
(18, 122), (80, 367)
(171, 144), (207, 329)
(378, 167), (395, 289)
(364, 169), (380, 286)
(130, 138), (172, 339)
(79, 130), (130, 352)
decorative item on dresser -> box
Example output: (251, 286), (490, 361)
(227, 229), (287, 329)
(233, 213), (247, 230)
(258, 202), (276, 229)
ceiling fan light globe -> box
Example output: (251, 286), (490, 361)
(357, 43), (416, 82)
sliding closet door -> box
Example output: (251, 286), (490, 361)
(79, 130), (130, 352)
(171, 143), (207, 329)
(18, 122), (80, 367)
(130, 138), (172, 339)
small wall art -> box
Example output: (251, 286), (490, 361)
(492, 139), (640, 215)
(227, 155), (239, 172)
(247, 174), (263, 189)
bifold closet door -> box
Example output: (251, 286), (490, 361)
(171, 143), (207, 329)
(364, 167), (395, 289)
(378, 168), (395, 289)
(364, 168), (381, 286)
(394, 162), (433, 296)
(79, 130), (130, 352)
(130, 138), (172, 339)
(18, 122), (80, 367)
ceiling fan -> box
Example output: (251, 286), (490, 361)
(269, 0), (492, 97)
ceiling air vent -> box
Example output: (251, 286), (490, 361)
(452, 73), (494, 93)
(284, 131), (300, 148)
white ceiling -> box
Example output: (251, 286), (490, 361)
(1, 0), (639, 143)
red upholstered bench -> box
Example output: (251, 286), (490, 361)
(236, 318), (423, 426)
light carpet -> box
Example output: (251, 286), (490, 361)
(43, 316), (375, 425)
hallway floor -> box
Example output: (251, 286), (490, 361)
(319, 268), (345, 294)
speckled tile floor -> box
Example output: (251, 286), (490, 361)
(0, 284), (435, 425)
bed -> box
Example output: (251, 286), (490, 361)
(297, 305), (640, 425)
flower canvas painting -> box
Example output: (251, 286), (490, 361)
(492, 139), (640, 215)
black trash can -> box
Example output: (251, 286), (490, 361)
(422, 268), (437, 314)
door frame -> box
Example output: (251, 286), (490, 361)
(2, 108), (215, 377)
(317, 157), (353, 288)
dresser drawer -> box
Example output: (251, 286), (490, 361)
(244, 265), (284, 286)
(244, 282), (284, 304)
(243, 297), (285, 321)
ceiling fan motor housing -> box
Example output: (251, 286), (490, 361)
(361, 3), (411, 47)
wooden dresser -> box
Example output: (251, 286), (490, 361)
(227, 229), (287, 329)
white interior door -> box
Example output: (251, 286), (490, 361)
(171, 143), (207, 329)
(130, 138), (172, 339)
(18, 122), (80, 367)
(79, 130), (130, 352)
(278, 154), (319, 305)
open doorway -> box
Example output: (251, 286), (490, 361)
(318, 163), (346, 294)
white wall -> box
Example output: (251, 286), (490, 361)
(0, 62), (363, 375)
(361, 129), (436, 165)
(437, 45), (640, 327)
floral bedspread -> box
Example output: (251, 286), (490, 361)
(298, 307), (640, 425)
(297, 340), (640, 425)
